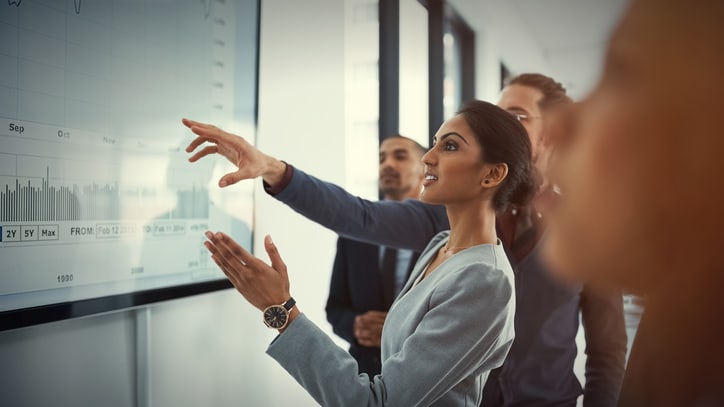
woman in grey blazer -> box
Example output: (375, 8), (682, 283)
(195, 100), (537, 406)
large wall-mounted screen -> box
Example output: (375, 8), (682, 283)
(0, 0), (259, 330)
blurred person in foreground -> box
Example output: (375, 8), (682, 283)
(542, 0), (724, 405)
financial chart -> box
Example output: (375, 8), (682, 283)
(0, 0), (257, 314)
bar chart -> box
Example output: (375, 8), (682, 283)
(2, 167), (115, 222)
(0, 167), (209, 222)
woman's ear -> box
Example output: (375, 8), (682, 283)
(481, 163), (508, 189)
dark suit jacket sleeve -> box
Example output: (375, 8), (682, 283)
(271, 166), (449, 252)
(325, 238), (357, 344)
(580, 284), (628, 407)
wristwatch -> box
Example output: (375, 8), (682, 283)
(262, 297), (296, 329)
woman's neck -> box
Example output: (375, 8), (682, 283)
(444, 200), (498, 252)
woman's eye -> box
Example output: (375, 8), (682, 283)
(444, 142), (457, 151)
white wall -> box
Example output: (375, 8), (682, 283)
(0, 1), (348, 406)
(0, 310), (137, 407)
(447, 0), (552, 102)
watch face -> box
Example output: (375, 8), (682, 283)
(263, 305), (288, 329)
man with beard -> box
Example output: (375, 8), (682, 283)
(326, 135), (425, 377)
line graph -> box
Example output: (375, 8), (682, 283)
(7, 0), (84, 15)
(8, 0), (218, 18)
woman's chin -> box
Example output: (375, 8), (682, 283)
(419, 190), (443, 205)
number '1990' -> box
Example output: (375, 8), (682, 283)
(57, 274), (74, 283)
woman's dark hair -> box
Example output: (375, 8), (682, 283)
(457, 100), (538, 211)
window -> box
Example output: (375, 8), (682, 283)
(443, 31), (461, 120)
(344, 0), (380, 199)
(425, 0), (475, 145)
(443, 8), (475, 120)
(398, 0), (429, 147)
(377, 0), (474, 147)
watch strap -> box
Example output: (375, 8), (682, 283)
(282, 297), (295, 311)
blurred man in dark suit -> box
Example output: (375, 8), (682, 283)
(326, 135), (425, 377)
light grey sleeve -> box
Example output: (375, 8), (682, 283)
(266, 264), (515, 406)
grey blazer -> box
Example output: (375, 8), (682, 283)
(267, 231), (516, 406)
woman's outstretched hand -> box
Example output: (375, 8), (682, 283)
(204, 232), (292, 313)
(182, 118), (287, 188)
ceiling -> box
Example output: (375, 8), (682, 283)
(449, 0), (630, 99)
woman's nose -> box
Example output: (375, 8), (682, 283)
(422, 148), (435, 166)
